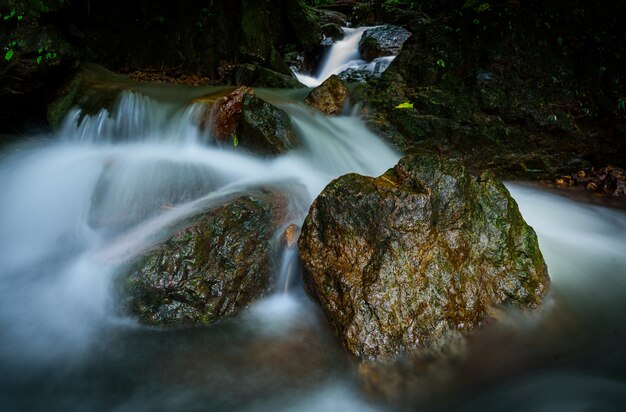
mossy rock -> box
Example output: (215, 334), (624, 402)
(47, 64), (134, 129)
(299, 153), (549, 360)
(236, 94), (300, 156)
(120, 189), (291, 326)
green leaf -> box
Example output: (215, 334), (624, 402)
(38, 48), (43, 54)
(436, 59), (446, 68)
(5, 50), (14, 61)
(17, 15), (23, 21)
(233, 134), (239, 147)
(557, 37), (563, 46)
(36, 55), (42, 64)
(394, 102), (414, 109)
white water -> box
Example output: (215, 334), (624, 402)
(0, 90), (400, 366)
(1, 32), (625, 412)
(295, 27), (395, 87)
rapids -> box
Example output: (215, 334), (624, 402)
(0, 28), (625, 412)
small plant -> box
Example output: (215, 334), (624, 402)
(394, 102), (414, 109)
(4, 41), (16, 61)
(1, 9), (23, 22)
(36, 48), (57, 64)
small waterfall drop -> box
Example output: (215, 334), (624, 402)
(295, 27), (395, 87)
(0, 88), (400, 365)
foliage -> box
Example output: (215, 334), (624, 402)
(394, 101), (413, 109)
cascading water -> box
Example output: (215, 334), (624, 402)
(295, 27), (394, 87)
(1, 29), (625, 412)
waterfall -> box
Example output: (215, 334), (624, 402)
(1, 29), (625, 412)
(0, 89), (400, 366)
(295, 27), (395, 87)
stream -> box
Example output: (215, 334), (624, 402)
(0, 28), (625, 412)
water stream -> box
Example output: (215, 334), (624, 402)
(295, 27), (394, 87)
(0, 30), (625, 412)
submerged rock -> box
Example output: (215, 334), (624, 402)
(338, 56), (395, 83)
(121, 189), (290, 326)
(299, 154), (549, 360)
(304, 75), (348, 115)
(358, 25), (411, 62)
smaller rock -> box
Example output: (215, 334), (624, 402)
(304, 75), (348, 115)
(358, 25), (411, 62)
(213, 86), (255, 140)
(321, 23), (344, 42)
(338, 56), (395, 83)
(558, 165), (626, 198)
(554, 178), (567, 187)
(236, 94), (300, 155)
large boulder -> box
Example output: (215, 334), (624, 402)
(299, 154), (549, 360)
(304, 74), (348, 115)
(358, 25), (411, 62)
(121, 189), (290, 326)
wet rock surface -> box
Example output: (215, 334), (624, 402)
(299, 154), (549, 360)
(206, 86), (256, 141)
(236, 94), (300, 155)
(358, 25), (412, 62)
(195, 87), (299, 155)
(121, 189), (290, 326)
(304, 74), (348, 115)
(47, 64), (132, 129)
(338, 56), (394, 83)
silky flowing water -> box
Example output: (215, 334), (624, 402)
(1, 29), (625, 412)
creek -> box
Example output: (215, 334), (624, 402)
(0, 28), (625, 412)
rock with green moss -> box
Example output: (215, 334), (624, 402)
(236, 94), (300, 155)
(299, 153), (549, 360)
(121, 189), (290, 326)
(47, 64), (133, 129)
